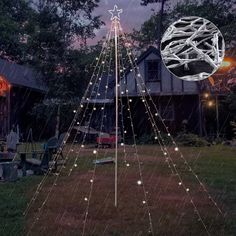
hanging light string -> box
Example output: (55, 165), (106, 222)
(81, 47), (116, 236)
(83, 37), (136, 234)
(68, 31), (114, 175)
(121, 30), (223, 216)
(117, 29), (214, 235)
(53, 33), (117, 236)
(119, 25), (224, 213)
(80, 38), (116, 236)
(118, 49), (186, 232)
(118, 33), (188, 235)
(81, 22), (141, 235)
(116, 23), (154, 235)
(23, 27), (111, 218)
(118, 44), (178, 218)
(9, 46), (104, 236)
(24, 26), (114, 235)
(122, 76), (155, 236)
(118, 28), (175, 175)
(54, 37), (114, 236)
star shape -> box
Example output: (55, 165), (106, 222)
(108, 5), (123, 21)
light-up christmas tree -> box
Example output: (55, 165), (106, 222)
(23, 6), (225, 236)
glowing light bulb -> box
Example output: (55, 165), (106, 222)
(121, 143), (124, 146)
(93, 150), (97, 154)
(126, 163), (130, 167)
(137, 180), (142, 185)
(175, 147), (179, 152)
(178, 182), (182, 186)
(142, 200), (146, 204)
(90, 179), (93, 183)
(74, 164), (78, 167)
(186, 188), (190, 192)
(84, 197), (88, 201)
(73, 110), (76, 113)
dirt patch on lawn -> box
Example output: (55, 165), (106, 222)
(25, 146), (226, 236)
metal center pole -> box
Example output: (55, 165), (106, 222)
(114, 19), (118, 207)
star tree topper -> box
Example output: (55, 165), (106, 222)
(109, 5), (123, 21)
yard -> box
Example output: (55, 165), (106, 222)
(0, 145), (236, 236)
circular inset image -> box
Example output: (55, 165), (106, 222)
(160, 16), (225, 81)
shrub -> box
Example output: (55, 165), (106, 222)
(176, 132), (209, 147)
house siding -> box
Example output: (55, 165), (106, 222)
(120, 49), (199, 96)
(120, 47), (202, 136)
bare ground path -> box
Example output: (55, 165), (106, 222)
(25, 145), (231, 236)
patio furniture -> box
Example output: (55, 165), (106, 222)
(19, 133), (66, 175)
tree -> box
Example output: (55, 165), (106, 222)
(0, 0), (36, 62)
(0, 0), (104, 137)
(140, 0), (170, 47)
(135, 0), (236, 49)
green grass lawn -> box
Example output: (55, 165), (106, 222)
(0, 176), (42, 236)
(0, 145), (235, 235)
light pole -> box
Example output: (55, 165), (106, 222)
(109, 5), (123, 207)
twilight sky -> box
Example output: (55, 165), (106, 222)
(87, 0), (162, 45)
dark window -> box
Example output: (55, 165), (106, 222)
(146, 60), (159, 82)
(160, 104), (175, 121)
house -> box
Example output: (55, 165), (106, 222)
(0, 59), (47, 139)
(119, 46), (203, 137)
(82, 46), (203, 138)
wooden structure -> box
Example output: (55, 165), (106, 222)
(0, 59), (47, 139)
(120, 47), (203, 135)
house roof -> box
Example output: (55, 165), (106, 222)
(0, 58), (47, 92)
(136, 46), (161, 65)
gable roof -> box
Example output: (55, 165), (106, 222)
(0, 58), (47, 92)
(136, 46), (161, 65)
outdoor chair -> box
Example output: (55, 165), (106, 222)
(19, 133), (66, 175)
